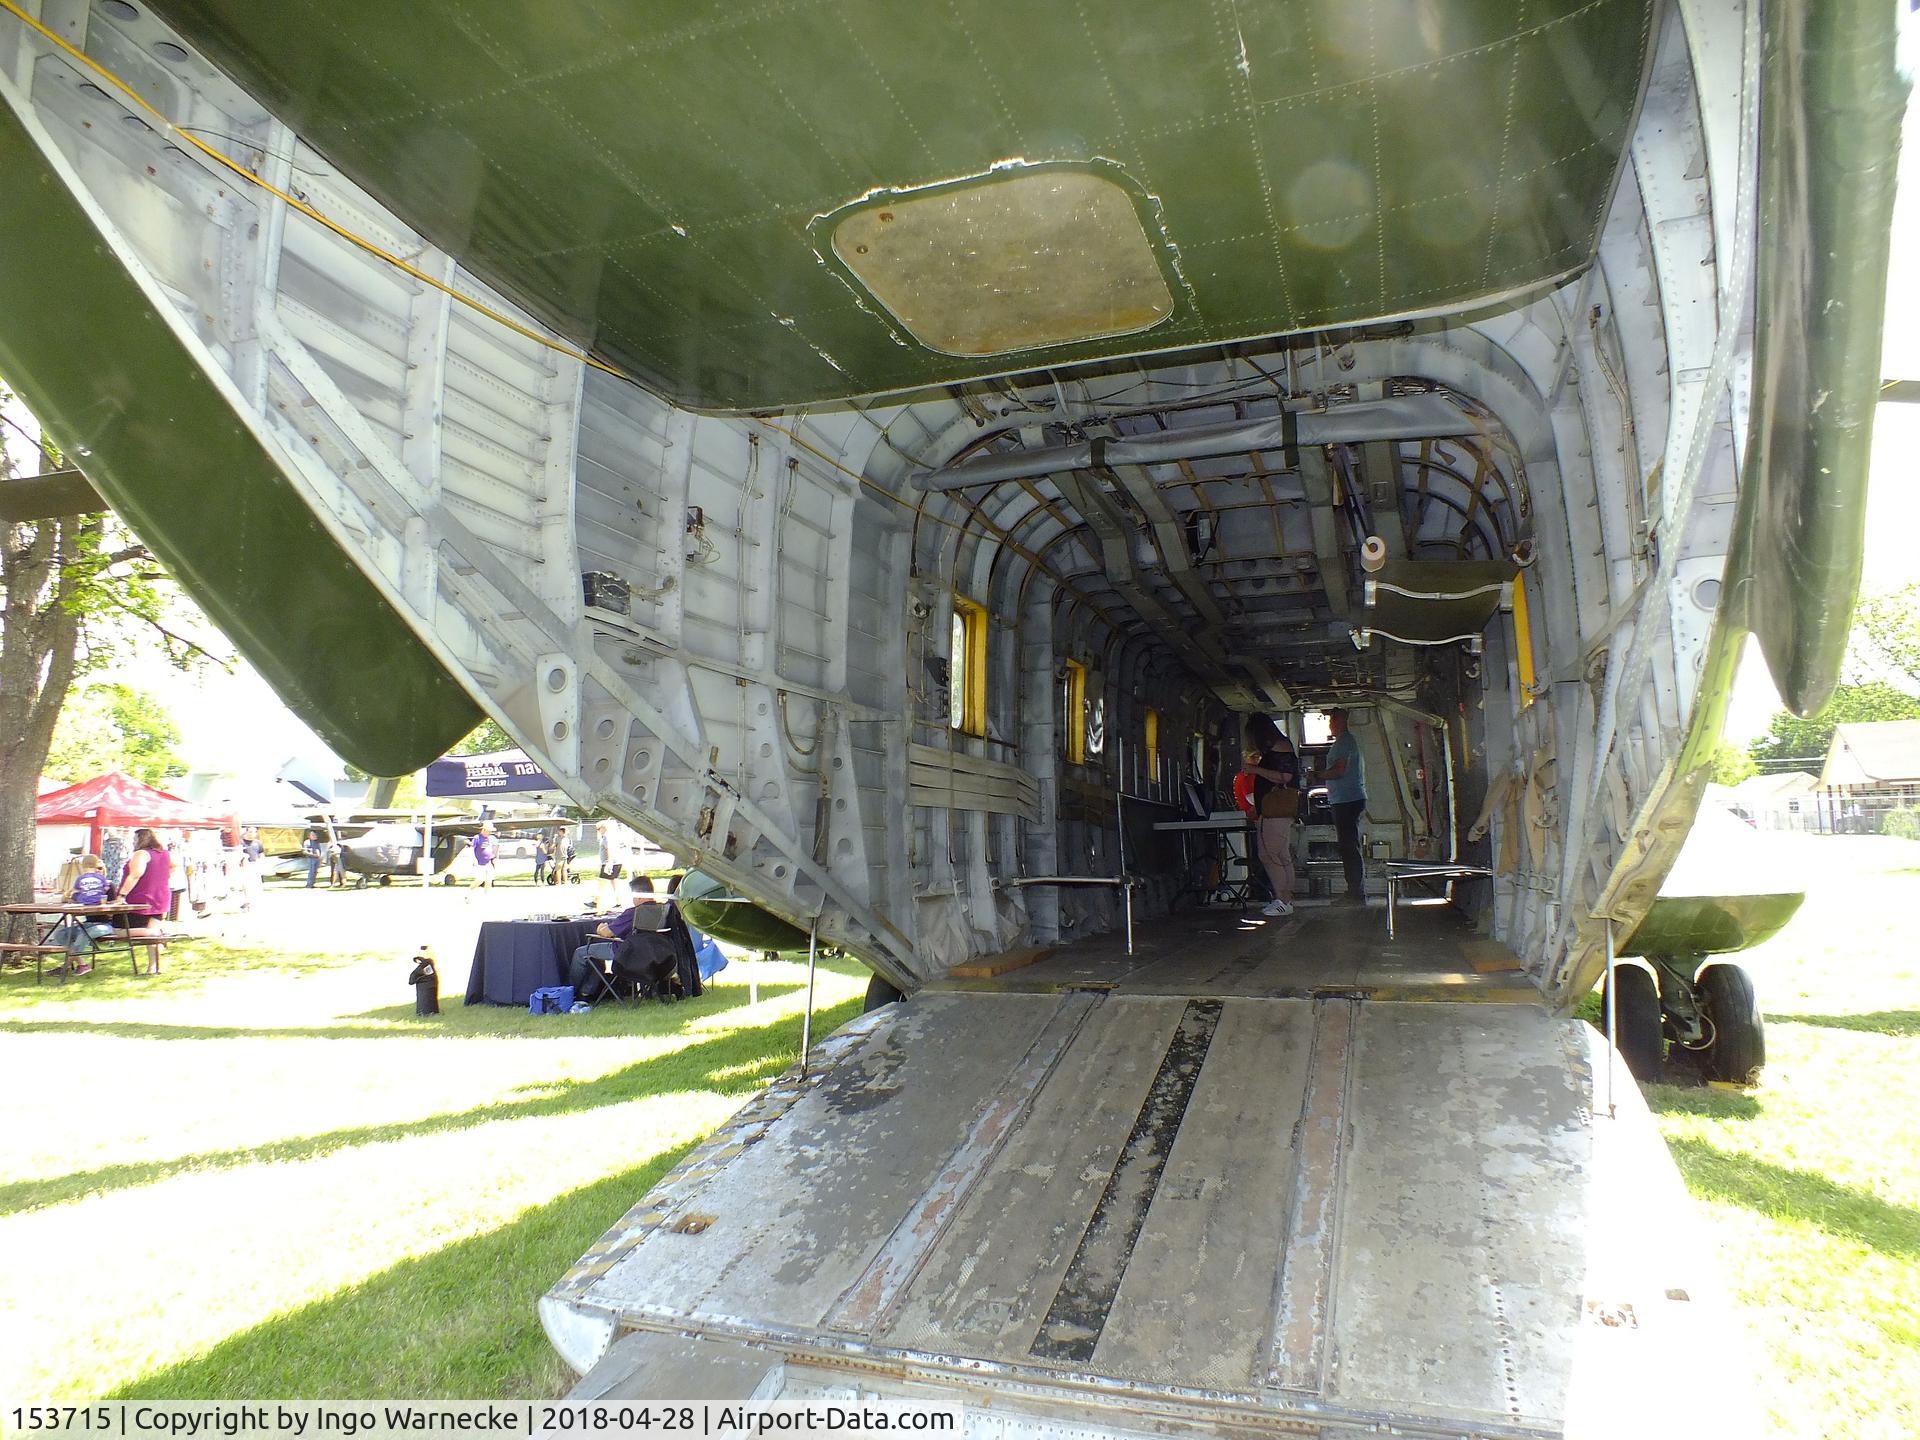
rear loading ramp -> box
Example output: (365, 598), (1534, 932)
(544, 922), (1749, 1435)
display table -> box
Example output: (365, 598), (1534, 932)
(1152, 812), (1256, 908)
(464, 912), (704, 1006)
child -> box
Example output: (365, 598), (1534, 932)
(48, 854), (115, 975)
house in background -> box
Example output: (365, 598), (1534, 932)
(1717, 771), (1821, 831)
(1817, 720), (1920, 835)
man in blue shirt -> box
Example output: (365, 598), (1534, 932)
(1315, 709), (1367, 904)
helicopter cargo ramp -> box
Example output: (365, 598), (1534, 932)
(543, 906), (1751, 1438)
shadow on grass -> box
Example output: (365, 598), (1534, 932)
(0, 943), (359, 1006)
(1646, 1085), (1763, 1120)
(1, 997), (862, 1216)
(1767, 1010), (1920, 1037)
(0, 983), (807, 1044)
(1664, 1135), (1920, 1259)
(118, 1147), (697, 1399)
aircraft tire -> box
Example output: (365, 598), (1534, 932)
(1696, 962), (1766, 1087)
(378, 874), (392, 887)
(1603, 963), (1663, 1081)
(864, 974), (904, 1012)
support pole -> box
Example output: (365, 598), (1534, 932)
(800, 915), (819, 1078)
(1604, 918), (1618, 1121)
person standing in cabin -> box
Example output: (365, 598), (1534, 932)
(1241, 715), (1300, 919)
(1316, 708), (1368, 904)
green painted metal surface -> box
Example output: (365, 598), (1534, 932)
(1364, 559), (1517, 644)
(0, 98), (480, 776)
(1617, 892), (1804, 960)
(678, 870), (814, 953)
(1737, 1), (1908, 716)
(149, 0), (1655, 413)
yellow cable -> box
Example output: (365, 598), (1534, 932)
(0, 0), (632, 383)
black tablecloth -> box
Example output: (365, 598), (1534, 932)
(464, 912), (704, 1006)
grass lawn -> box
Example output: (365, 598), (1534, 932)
(0, 894), (864, 1400)
(1627, 838), (1920, 1440)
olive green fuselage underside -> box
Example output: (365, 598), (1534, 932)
(152, 0), (1653, 412)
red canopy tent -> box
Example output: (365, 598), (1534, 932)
(35, 772), (234, 855)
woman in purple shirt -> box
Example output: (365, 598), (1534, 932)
(116, 828), (172, 939)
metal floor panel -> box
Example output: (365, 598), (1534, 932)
(1326, 1004), (1590, 1429)
(880, 995), (1190, 1358)
(1088, 997), (1316, 1388)
(587, 990), (1065, 1329)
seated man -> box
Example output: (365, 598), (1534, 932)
(567, 875), (663, 1000)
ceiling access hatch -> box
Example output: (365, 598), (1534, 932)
(821, 166), (1177, 357)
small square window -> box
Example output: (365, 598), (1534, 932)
(1062, 660), (1087, 765)
(951, 595), (987, 736)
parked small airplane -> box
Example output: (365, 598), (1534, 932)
(281, 813), (571, 886)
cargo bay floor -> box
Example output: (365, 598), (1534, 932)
(927, 896), (1540, 1002)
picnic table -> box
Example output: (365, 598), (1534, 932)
(0, 900), (174, 982)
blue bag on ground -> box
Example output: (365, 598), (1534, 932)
(529, 985), (575, 1015)
(691, 928), (728, 981)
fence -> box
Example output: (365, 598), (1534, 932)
(1728, 787), (1920, 837)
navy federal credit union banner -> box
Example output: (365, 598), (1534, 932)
(425, 750), (554, 797)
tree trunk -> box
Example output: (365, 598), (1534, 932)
(0, 772), (39, 909)
(2, 509), (82, 906)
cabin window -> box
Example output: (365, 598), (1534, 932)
(1062, 660), (1087, 764)
(1145, 708), (1160, 776)
(1087, 692), (1106, 759)
(950, 595), (987, 736)
(1302, 710), (1333, 746)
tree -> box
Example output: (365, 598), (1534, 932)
(1746, 680), (1920, 772)
(42, 701), (122, 782)
(1, 383), (221, 902)
(1710, 740), (1757, 786)
(43, 683), (184, 786)
(450, 719), (514, 756)
(1851, 583), (1920, 691)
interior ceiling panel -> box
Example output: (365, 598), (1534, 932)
(149, 0), (1655, 413)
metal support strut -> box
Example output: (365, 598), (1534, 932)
(800, 915), (819, 1078)
(1603, 918), (1617, 1120)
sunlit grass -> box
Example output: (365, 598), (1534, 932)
(0, 916), (864, 1400)
(1592, 843), (1920, 1440)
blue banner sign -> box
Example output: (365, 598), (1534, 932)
(424, 750), (553, 797)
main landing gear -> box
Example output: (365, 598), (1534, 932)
(1604, 955), (1766, 1086)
